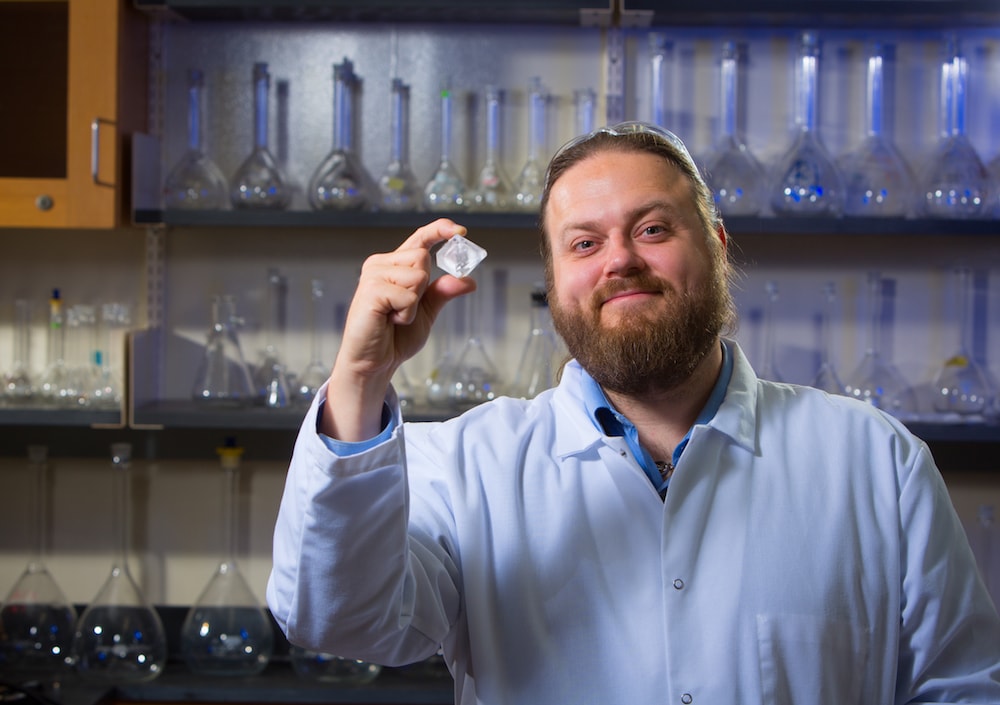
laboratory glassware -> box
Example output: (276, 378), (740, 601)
(510, 288), (563, 399)
(378, 78), (421, 211)
(296, 279), (331, 406)
(73, 443), (168, 684)
(4, 298), (34, 402)
(163, 68), (229, 210)
(704, 40), (766, 216)
(758, 280), (784, 383)
(309, 58), (376, 211)
(89, 302), (130, 409)
(425, 300), (459, 409)
(64, 304), (97, 407)
(843, 272), (916, 417)
(446, 287), (503, 410)
(648, 33), (672, 128)
(919, 37), (991, 219)
(423, 83), (467, 212)
(513, 77), (548, 212)
(840, 43), (913, 217)
(574, 88), (597, 136)
(468, 85), (513, 212)
(37, 289), (70, 406)
(290, 645), (381, 684)
(230, 62), (291, 210)
(0, 446), (76, 681)
(253, 268), (291, 408)
(394, 364), (417, 411)
(192, 294), (255, 406)
(180, 441), (274, 676)
(811, 282), (846, 395)
(769, 31), (845, 216)
(931, 267), (993, 416)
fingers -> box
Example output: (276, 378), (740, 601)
(397, 218), (467, 254)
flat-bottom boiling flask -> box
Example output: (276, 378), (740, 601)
(193, 295), (255, 406)
(0, 446), (76, 681)
(290, 645), (382, 684)
(180, 442), (274, 676)
(73, 444), (167, 684)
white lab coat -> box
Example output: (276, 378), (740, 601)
(267, 340), (1000, 705)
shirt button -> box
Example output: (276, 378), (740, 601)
(673, 578), (684, 590)
(681, 694), (693, 704)
(619, 450), (627, 457)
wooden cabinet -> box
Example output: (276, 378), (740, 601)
(0, 0), (147, 228)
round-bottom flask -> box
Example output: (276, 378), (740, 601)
(289, 645), (382, 684)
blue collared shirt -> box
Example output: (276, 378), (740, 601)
(581, 340), (733, 495)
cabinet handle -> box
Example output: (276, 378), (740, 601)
(91, 117), (116, 187)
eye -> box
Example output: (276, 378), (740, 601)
(641, 225), (665, 237)
(573, 239), (597, 251)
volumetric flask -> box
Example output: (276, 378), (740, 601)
(193, 295), (255, 406)
(73, 444), (168, 684)
(290, 645), (381, 684)
(296, 279), (331, 406)
(180, 442), (274, 676)
(811, 282), (846, 395)
(230, 62), (291, 210)
(378, 77), (421, 211)
(468, 85), (513, 211)
(423, 83), (467, 212)
(446, 288), (503, 410)
(0, 446), (76, 681)
(513, 77), (548, 212)
(252, 269), (291, 408)
(931, 267), (993, 415)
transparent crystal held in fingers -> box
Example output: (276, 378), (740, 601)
(436, 234), (487, 278)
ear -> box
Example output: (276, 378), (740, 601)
(716, 224), (728, 251)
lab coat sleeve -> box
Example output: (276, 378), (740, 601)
(265, 388), (461, 667)
(894, 442), (1000, 704)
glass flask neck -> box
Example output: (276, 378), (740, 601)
(252, 63), (270, 151)
(263, 269), (287, 353)
(574, 88), (596, 136)
(332, 60), (354, 153)
(820, 282), (837, 366)
(648, 34), (671, 127)
(439, 88), (454, 163)
(218, 448), (243, 568)
(796, 33), (819, 133)
(866, 48), (885, 138)
(485, 86), (502, 163)
(526, 78), (547, 161)
(47, 291), (64, 366)
(186, 69), (205, 153)
(954, 267), (974, 354)
(110, 444), (134, 574)
(27, 446), (50, 569)
(13, 298), (31, 371)
(390, 78), (411, 165)
(720, 41), (738, 139)
(865, 272), (884, 357)
(308, 279), (325, 366)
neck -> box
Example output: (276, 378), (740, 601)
(603, 339), (724, 461)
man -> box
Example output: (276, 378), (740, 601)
(267, 122), (1000, 704)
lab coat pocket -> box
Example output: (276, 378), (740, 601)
(756, 612), (869, 705)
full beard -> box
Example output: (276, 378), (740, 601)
(549, 269), (731, 397)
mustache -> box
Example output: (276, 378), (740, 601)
(591, 275), (675, 307)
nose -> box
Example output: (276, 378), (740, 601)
(603, 234), (645, 277)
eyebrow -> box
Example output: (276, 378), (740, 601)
(558, 198), (685, 237)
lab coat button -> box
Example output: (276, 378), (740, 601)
(681, 694), (693, 704)
(672, 578), (684, 590)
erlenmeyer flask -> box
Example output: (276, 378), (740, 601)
(37, 289), (70, 407)
(230, 62), (290, 210)
(758, 280), (784, 382)
(192, 295), (255, 406)
(511, 288), (563, 399)
(290, 645), (381, 684)
(253, 268), (291, 408)
(468, 85), (513, 212)
(73, 443), (167, 684)
(770, 31), (845, 216)
(296, 279), (331, 406)
(309, 58), (376, 211)
(843, 272), (916, 416)
(4, 298), (34, 402)
(841, 43), (914, 217)
(919, 36), (992, 218)
(378, 78), (421, 211)
(163, 68), (229, 210)
(513, 77), (548, 212)
(0, 446), (76, 681)
(931, 267), (993, 415)
(447, 287), (503, 410)
(180, 441), (274, 676)
(705, 40), (766, 216)
(423, 83), (467, 212)
(811, 282), (845, 394)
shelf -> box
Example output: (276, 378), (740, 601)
(0, 406), (123, 428)
(134, 209), (1000, 237)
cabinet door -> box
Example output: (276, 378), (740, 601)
(0, 0), (146, 228)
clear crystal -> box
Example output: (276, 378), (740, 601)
(436, 235), (487, 278)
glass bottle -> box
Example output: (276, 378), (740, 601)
(919, 36), (991, 218)
(180, 441), (274, 676)
(37, 289), (70, 407)
(758, 280), (784, 382)
(163, 68), (229, 210)
(510, 288), (562, 399)
(4, 298), (34, 403)
(230, 62), (290, 210)
(931, 267), (993, 416)
(296, 278), (331, 406)
(811, 282), (845, 394)
(423, 83), (467, 212)
(192, 294), (255, 406)
(705, 40), (766, 216)
(840, 43), (913, 217)
(309, 58), (376, 211)
(468, 85), (513, 211)
(73, 443), (168, 684)
(0, 446), (76, 681)
(253, 268), (291, 408)
(574, 87), (596, 136)
(769, 31), (845, 216)
(513, 77), (548, 212)
(378, 78), (421, 211)
(290, 645), (381, 684)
